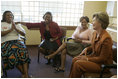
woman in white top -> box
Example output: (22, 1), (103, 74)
(1, 11), (30, 78)
(45, 16), (93, 72)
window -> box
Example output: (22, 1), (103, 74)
(1, 0), (84, 26)
(1, 1), (22, 21)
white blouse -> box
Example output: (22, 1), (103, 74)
(1, 22), (25, 43)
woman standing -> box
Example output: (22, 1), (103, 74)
(69, 12), (113, 78)
(1, 11), (30, 78)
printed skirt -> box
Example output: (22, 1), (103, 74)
(66, 42), (91, 57)
(1, 40), (31, 70)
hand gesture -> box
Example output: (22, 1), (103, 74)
(50, 37), (58, 42)
(11, 20), (16, 29)
(80, 56), (88, 61)
(50, 38), (53, 42)
(74, 55), (88, 61)
(79, 48), (87, 56)
(50, 38), (55, 42)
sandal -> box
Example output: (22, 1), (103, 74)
(28, 75), (33, 78)
(44, 56), (50, 60)
(21, 75), (33, 78)
(44, 54), (54, 60)
(54, 67), (65, 73)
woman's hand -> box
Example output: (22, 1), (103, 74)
(1, 20), (14, 36)
(11, 20), (16, 29)
(79, 48), (88, 56)
(50, 37), (58, 42)
(75, 55), (88, 61)
(73, 38), (82, 43)
(50, 38), (54, 42)
(80, 56), (88, 61)
(11, 20), (18, 31)
(12, 21), (25, 36)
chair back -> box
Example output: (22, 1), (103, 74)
(20, 36), (26, 44)
(60, 27), (67, 42)
(112, 41), (117, 63)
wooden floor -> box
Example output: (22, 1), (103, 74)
(4, 45), (73, 78)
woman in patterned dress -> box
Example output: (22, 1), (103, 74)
(1, 11), (31, 78)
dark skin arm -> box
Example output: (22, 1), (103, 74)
(1, 27), (13, 36)
(12, 21), (25, 36)
(15, 22), (27, 26)
(1, 21), (15, 36)
(2, 21), (25, 36)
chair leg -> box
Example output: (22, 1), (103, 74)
(4, 69), (7, 77)
(37, 49), (40, 63)
(2, 62), (7, 77)
(100, 66), (105, 78)
(2, 67), (7, 77)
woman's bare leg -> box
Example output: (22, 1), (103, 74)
(22, 63), (29, 78)
(16, 65), (24, 77)
(60, 49), (67, 70)
(45, 43), (67, 59)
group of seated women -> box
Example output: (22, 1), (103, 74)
(1, 10), (113, 78)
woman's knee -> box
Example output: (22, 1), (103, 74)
(63, 42), (67, 47)
(38, 47), (45, 52)
(61, 49), (67, 55)
(60, 42), (66, 49)
(38, 48), (46, 54)
(72, 57), (78, 64)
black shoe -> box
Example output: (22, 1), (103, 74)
(52, 63), (57, 67)
(45, 59), (51, 65)
(54, 67), (65, 73)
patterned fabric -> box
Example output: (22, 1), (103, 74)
(1, 40), (30, 70)
(66, 42), (90, 57)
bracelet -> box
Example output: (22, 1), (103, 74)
(86, 58), (88, 61)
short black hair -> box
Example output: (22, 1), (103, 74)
(43, 11), (52, 20)
(1, 10), (14, 22)
(80, 16), (89, 23)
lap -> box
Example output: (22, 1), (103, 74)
(1, 40), (30, 70)
(39, 40), (59, 51)
(75, 60), (101, 73)
(66, 42), (90, 56)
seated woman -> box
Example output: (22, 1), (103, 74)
(1, 11), (31, 78)
(69, 12), (113, 78)
(16, 12), (62, 65)
(45, 16), (93, 72)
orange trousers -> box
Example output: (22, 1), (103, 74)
(69, 57), (101, 78)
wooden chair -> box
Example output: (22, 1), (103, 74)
(37, 27), (67, 63)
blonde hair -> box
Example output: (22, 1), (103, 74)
(93, 12), (109, 29)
